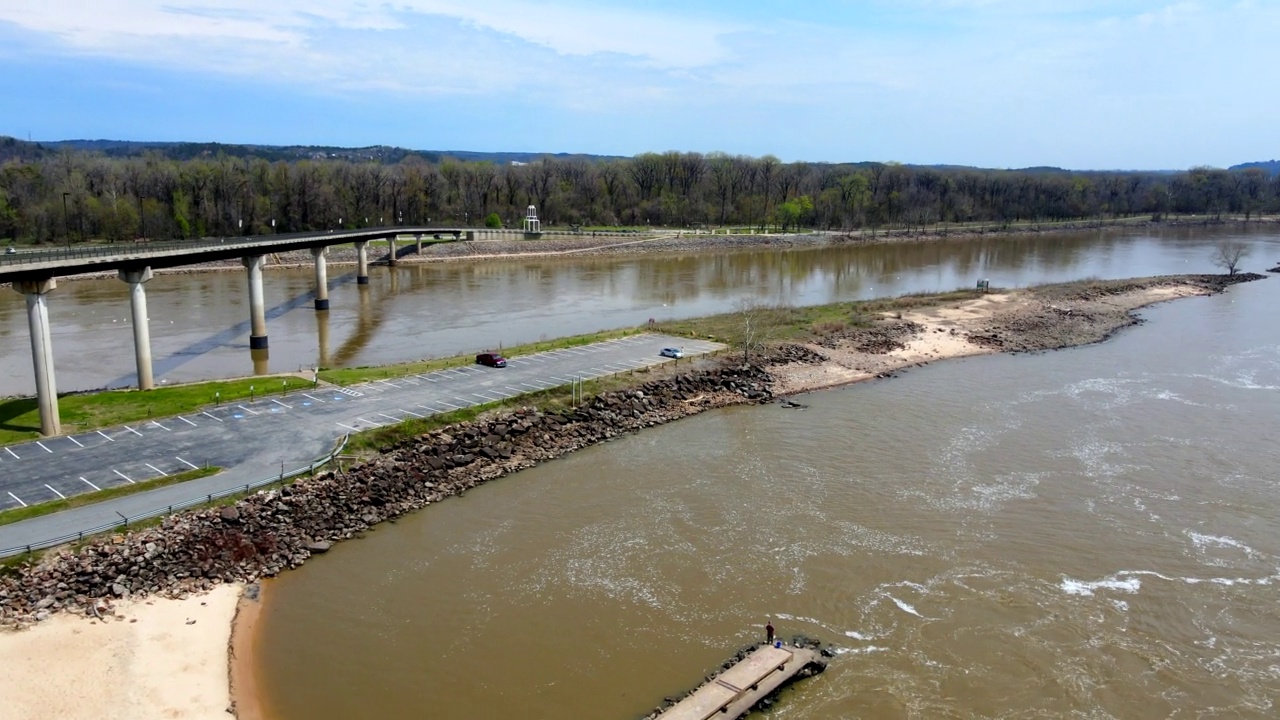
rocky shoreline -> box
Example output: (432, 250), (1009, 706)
(0, 364), (775, 625)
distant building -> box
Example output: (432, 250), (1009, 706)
(510, 160), (527, 166)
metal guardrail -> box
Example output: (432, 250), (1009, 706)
(0, 227), (656, 270)
(0, 434), (349, 559)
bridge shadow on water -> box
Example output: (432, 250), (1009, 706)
(105, 269), (365, 389)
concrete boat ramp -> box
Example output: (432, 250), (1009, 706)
(653, 643), (826, 720)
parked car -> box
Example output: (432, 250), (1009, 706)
(4, 246), (15, 255)
(476, 352), (507, 368)
(660, 347), (684, 359)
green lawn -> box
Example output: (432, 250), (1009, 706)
(0, 376), (314, 447)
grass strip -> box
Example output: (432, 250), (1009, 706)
(317, 327), (648, 386)
(658, 288), (986, 343)
(0, 377), (316, 447)
(0, 466), (222, 527)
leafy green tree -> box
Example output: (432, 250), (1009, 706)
(776, 195), (813, 232)
(484, 212), (502, 228)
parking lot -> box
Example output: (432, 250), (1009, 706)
(0, 334), (723, 512)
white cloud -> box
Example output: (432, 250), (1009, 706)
(0, 0), (1275, 167)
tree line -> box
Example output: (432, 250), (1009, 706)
(2, 138), (1278, 245)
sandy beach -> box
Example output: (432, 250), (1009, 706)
(767, 283), (1212, 396)
(0, 582), (242, 720)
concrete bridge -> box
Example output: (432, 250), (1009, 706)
(0, 227), (477, 437)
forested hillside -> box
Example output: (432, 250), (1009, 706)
(1, 137), (1277, 244)
(1230, 160), (1280, 176)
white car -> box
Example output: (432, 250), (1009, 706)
(660, 347), (684, 359)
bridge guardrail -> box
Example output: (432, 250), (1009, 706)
(0, 228), (673, 267)
(0, 434), (349, 559)
(0, 229), (409, 268)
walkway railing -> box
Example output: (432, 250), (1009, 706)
(0, 435), (349, 559)
(0, 228), (410, 269)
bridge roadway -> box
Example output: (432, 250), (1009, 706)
(0, 334), (722, 553)
(1, 225), (495, 438)
(0, 226), (461, 284)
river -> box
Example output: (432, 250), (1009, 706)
(249, 228), (1280, 718)
(0, 226), (1270, 397)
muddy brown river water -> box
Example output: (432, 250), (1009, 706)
(0, 226), (1273, 397)
(247, 231), (1280, 718)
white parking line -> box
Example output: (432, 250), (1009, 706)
(7, 492), (26, 508)
(36, 441), (52, 453)
(150, 420), (171, 432)
(80, 476), (101, 491)
(418, 375), (440, 383)
(202, 411), (224, 423)
(124, 425), (143, 437)
(521, 382), (546, 390)
(301, 393), (325, 403)
(377, 379), (402, 388)
(377, 412), (401, 422)
(176, 456), (199, 470)
(455, 397), (477, 406)
(237, 404), (260, 415)
(145, 463), (167, 477)
(67, 436), (85, 448)
(505, 386), (524, 395)
(400, 377), (421, 385)
(336, 422), (360, 431)
(113, 469), (135, 484)
(433, 400), (462, 410)
(178, 415), (198, 427)
(44, 484), (66, 499)
(401, 408), (425, 418)
(356, 417), (384, 427)
(97, 430), (115, 441)
(271, 399), (291, 409)
(5, 447), (19, 459)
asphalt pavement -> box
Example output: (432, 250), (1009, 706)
(0, 333), (721, 551)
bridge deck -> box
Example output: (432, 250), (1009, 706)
(657, 644), (819, 720)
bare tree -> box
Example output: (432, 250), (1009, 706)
(733, 298), (788, 363)
(1211, 240), (1250, 275)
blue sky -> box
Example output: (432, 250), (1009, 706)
(0, 1), (1274, 169)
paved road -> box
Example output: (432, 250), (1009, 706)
(0, 333), (721, 550)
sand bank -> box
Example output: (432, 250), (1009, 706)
(768, 282), (1216, 396)
(0, 583), (241, 720)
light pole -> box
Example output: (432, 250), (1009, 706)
(61, 192), (70, 248)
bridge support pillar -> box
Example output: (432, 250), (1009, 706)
(243, 255), (269, 349)
(311, 246), (329, 311)
(13, 278), (60, 436)
(355, 241), (369, 284)
(388, 235), (398, 267)
(118, 267), (155, 390)
(415, 233), (423, 254)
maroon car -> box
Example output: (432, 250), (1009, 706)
(475, 352), (507, 368)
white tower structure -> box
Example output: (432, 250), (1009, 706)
(523, 205), (542, 236)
